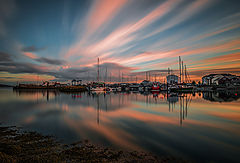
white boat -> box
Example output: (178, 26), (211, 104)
(90, 87), (105, 91)
(117, 87), (122, 92)
(138, 87), (144, 92)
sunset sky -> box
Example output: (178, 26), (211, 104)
(0, 0), (240, 84)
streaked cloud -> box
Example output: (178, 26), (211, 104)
(86, 0), (128, 36)
(1, 0), (240, 83)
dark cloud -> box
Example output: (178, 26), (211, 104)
(190, 68), (240, 77)
(131, 69), (173, 76)
(0, 51), (12, 62)
(1, 51), (238, 83)
(35, 57), (65, 65)
(0, 76), (22, 79)
(0, 62), (45, 74)
(21, 45), (46, 52)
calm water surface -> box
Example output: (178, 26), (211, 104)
(0, 88), (240, 162)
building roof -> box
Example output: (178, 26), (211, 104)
(202, 73), (236, 78)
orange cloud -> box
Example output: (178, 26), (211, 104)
(86, 0), (128, 35)
(23, 52), (38, 59)
(202, 52), (240, 63)
(65, 0), (181, 62)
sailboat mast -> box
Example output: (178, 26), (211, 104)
(119, 69), (120, 83)
(105, 67), (107, 83)
(97, 58), (100, 83)
(185, 65), (187, 83)
(179, 56), (181, 84)
(182, 61), (184, 83)
(122, 72), (123, 82)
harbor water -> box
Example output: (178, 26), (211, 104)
(0, 88), (240, 162)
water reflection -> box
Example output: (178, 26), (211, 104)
(13, 89), (60, 101)
(203, 91), (240, 102)
(11, 89), (240, 126)
(1, 88), (240, 162)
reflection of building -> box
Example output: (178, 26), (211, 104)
(202, 74), (240, 86)
(167, 95), (178, 103)
(202, 91), (240, 102)
(167, 75), (178, 84)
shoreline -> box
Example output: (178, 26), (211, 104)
(0, 125), (189, 162)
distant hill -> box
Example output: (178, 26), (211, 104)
(0, 84), (13, 87)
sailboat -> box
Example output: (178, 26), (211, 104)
(90, 58), (105, 92)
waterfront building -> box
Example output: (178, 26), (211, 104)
(202, 74), (240, 86)
(167, 75), (178, 84)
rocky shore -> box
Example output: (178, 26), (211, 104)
(0, 126), (189, 163)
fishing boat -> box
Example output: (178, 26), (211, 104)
(151, 83), (160, 92)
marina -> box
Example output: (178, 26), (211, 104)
(13, 57), (240, 94)
(1, 0), (240, 162)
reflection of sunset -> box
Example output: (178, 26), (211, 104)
(14, 90), (59, 101)
(1, 88), (240, 162)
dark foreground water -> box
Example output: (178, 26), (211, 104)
(0, 88), (240, 162)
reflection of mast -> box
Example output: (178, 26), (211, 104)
(47, 90), (49, 101)
(185, 94), (188, 117)
(169, 98), (171, 112)
(178, 94), (192, 125)
(104, 93), (108, 111)
(97, 95), (100, 125)
(180, 96), (182, 125)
